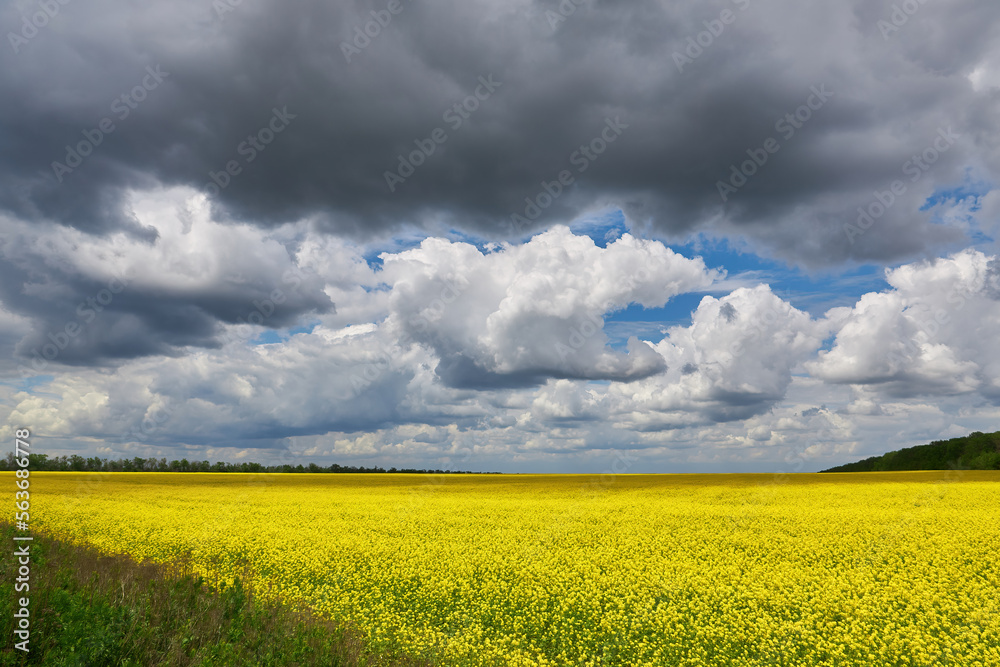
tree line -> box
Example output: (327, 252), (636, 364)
(822, 430), (1000, 472)
(1, 453), (498, 475)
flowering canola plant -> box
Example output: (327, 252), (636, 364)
(23, 470), (1000, 666)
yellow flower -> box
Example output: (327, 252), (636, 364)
(17, 469), (1000, 666)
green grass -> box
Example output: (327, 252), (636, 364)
(0, 524), (432, 666)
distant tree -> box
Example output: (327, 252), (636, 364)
(27, 453), (49, 470)
(824, 430), (1000, 472)
(0, 449), (498, 474)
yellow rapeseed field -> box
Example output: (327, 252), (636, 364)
(21, 470), (1000, 666)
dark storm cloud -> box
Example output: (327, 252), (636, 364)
(0, 225), (333, 369)
(985, 257), (1000, 299)
(1, 0), (998, 265)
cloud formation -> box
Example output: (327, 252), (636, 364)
(2, 185), (994, 472)
(380, 226), (721, 387)
(0, 189), (334, 372)
(2, 0), (998, 265)
(809, 249), (1000, 402)
(611, 285), (828, 429)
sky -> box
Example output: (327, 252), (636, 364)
(1, 0), (999, 473)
